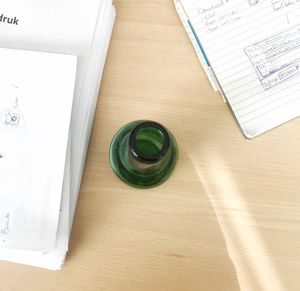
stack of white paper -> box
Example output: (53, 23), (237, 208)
(0, 0), (115, 270)
(175, 0), (300, 138)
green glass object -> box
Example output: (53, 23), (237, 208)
(109, 120), (178, 188)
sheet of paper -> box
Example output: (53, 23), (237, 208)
(0, 48), (76, 251)
(180, 0), (300, 138)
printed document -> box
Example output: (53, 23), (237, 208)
(0, 48), (76, 251)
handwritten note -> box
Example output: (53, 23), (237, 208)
(196, 0), (243, 32)
(272, 0), (300, 11)
(178, 0), (300, 137)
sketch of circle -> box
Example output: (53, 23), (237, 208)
(0, 109), (25, 130)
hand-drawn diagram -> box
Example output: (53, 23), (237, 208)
(244, 25), (300, 89)
(0, 85), (25, 129)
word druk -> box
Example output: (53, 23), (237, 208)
(0, 14), (19, 25)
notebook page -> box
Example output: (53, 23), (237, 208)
(181, 0), (300, 138)
(174, 0), (219, 91)
(0, 48), (76, 251)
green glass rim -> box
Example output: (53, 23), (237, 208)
(129, 121), (170, 164)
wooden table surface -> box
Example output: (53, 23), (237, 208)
(1, 1), (300, 290)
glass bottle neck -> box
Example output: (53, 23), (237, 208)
(127, 121), (171, 173)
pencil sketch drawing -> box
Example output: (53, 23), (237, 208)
(0, 85), (25, 129)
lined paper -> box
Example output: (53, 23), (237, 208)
(178, 0), (300, 138)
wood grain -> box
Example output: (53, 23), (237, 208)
(1, 1), (299, 290)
